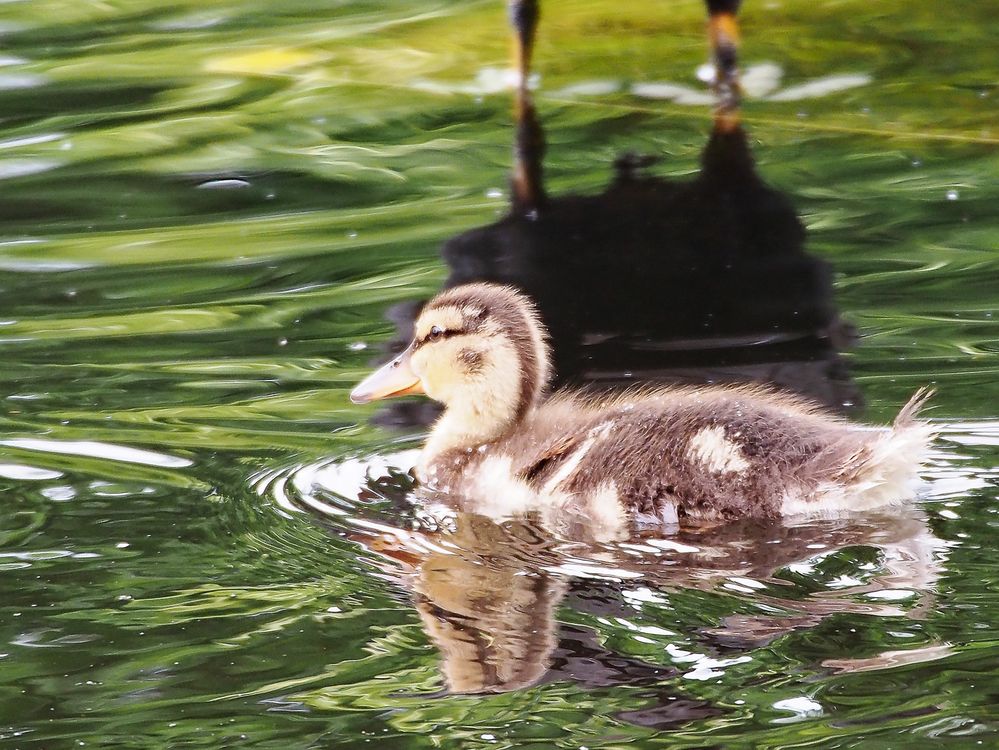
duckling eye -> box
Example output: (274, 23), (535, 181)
(428, 325), (444, 342)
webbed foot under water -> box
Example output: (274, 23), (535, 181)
(351, 283), (935, 539)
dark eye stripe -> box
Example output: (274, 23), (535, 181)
(415, 327), (463, 347)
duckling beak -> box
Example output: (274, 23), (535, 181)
(350, 345), (424, 404)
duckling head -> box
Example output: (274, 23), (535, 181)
(351, 283), (551, 452)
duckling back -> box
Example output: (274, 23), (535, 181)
(425, 385), (935, 533)
(569, 386), (933, 523)
(545, 387), (857, 523)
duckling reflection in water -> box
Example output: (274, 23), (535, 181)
(357, 507), (945, 698)
(404, 516), (568, 693)
(351, 283), (935, 539)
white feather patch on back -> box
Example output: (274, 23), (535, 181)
(687, 426), (750, 474)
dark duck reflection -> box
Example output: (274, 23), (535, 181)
(377, 0), (861, 429)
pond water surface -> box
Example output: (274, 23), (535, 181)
(1, 1), (997, 748)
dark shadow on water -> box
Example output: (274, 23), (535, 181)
(375, 105), (861, 430)
(371, 1), (862, 426)
(443, 127), (856, 394)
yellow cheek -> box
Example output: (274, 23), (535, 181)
(412, 343), (462, 400)
(410, 349), (431, 387)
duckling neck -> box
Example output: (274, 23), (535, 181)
(422, 397), (524, 468)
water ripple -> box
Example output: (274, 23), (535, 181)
(1, 438), (192, 468)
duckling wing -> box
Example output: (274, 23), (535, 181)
(518, 433), (584, 486)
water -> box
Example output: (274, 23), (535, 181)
(1, 0), (997, 747)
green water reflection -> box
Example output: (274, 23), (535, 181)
(1, 0), (997, 747)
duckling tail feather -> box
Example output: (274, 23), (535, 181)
(790, 389), (937, 516)
(894, 387), (935, 429)
(853, 387), (938, 510)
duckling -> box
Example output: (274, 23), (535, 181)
(351, 283), (935, 536)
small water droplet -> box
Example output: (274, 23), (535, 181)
(115, 542), (129, 549)
(696, 63), (715, 83)
(348, 341), (367, 352)
(946, 189), (959, 201)
(116, 594), (132, 602)
(911, 159), (922, 167)
(277, 338), (288, 346)
(346, 231), (358, 239)
(485, 188), (503, 199)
